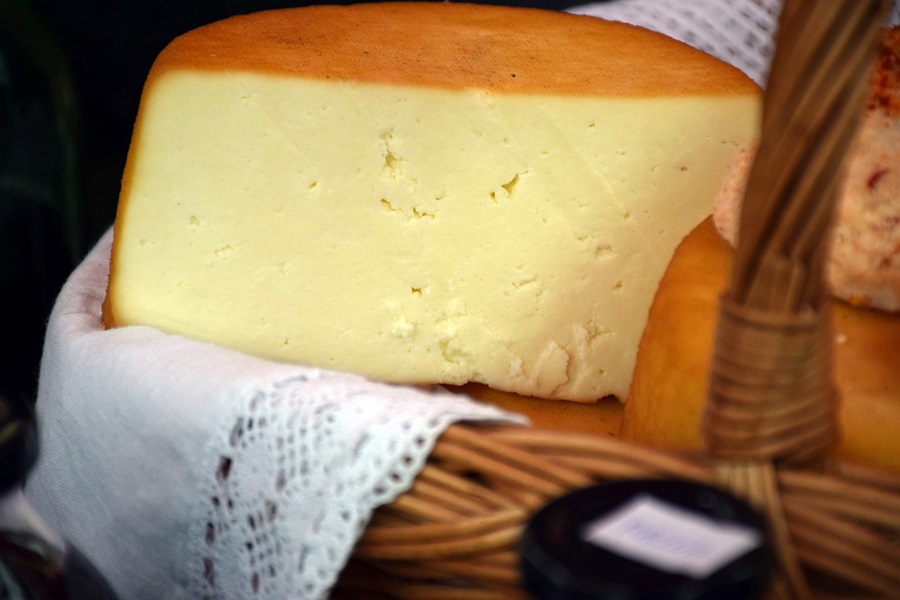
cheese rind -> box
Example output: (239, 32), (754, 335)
(625, 218), (900, 471)
(105, 3), (761, 401)
(142, 2), (759, 97)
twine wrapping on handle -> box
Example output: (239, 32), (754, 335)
(707, 300), (838, 465)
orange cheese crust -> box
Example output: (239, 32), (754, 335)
(141, 2), (759, 97)
(624, 218), (900, 471)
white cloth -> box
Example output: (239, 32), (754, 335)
(25, 1), (900, 599)
(26, 229), (525, 599)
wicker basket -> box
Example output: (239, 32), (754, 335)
(335, 0), (900, 598)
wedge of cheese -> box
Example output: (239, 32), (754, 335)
(103, 2), (761, 402)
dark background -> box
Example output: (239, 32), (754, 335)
(1, 0), (594, 400)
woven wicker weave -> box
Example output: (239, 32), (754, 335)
(335, 1), (900, 598)
(334, 427), (900, 599)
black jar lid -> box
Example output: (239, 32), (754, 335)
(0, 389), (39, 492)
(520, 479), (774, 600)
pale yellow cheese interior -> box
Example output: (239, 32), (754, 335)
(109, 68), (758, 401)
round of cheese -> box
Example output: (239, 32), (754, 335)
(103, 2), (761, 402)
(623, 218), (900, 471)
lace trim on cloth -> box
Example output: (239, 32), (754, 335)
(195, 377), (513, 599)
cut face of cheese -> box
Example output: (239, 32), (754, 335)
(104, 2), (761, 402)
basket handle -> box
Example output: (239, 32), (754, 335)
(704, 0), (892, 465)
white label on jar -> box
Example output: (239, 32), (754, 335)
(581, 494), (762, 579)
